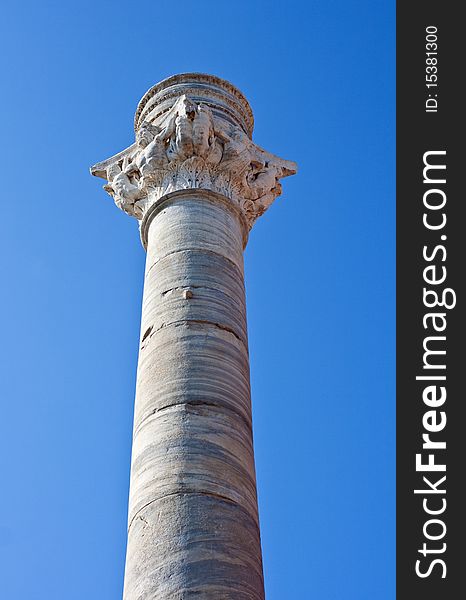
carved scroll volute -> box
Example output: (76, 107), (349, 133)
(91, 88), (297, 230)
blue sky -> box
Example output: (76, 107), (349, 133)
(0, 1), (395, 598)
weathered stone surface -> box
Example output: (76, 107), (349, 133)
(90, 74), (296, 600)
(125, 493), (264, 600)
(90, 74), (296, 232)
(125, 190), (261, 599)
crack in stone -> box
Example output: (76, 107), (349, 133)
(160, 285), (216, 297)
(141, 318), (246, 347)
(137, 515), (150, 528)
(141, 325), (153, 343)
(145, 248), (243, 278)
(128, 490), (260, 534)
(188, 319), (244, 342)
(134, 400), (253, 439)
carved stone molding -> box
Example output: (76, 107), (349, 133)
(91, 74), (297, 233)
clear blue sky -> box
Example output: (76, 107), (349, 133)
(0, 1), (395, 598)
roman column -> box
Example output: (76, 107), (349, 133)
(91, 73), (296, 599)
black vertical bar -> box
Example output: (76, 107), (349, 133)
(397, 4), (464, 598)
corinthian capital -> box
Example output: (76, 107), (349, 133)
(91, 73), (297, 235)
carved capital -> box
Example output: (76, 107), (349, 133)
(91, 73), (296, 233)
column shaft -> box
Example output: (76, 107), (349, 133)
(123, 190), (264, 599)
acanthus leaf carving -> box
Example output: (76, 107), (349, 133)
(91, 95), (297, 230)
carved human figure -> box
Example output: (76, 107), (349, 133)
(157, 97), (216, 162)
(136, 122), (156, 149)
(192, 103), (215, 159)
(246, 161), (281, 199)
(105, 161), (144, 218)
(158, 97), (196, 161)
(217, 128), (257, 187)
(135, 122), (169, 178)
(204, 136), (223, 166)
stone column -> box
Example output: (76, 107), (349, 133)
(91, 73), (296, 600)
